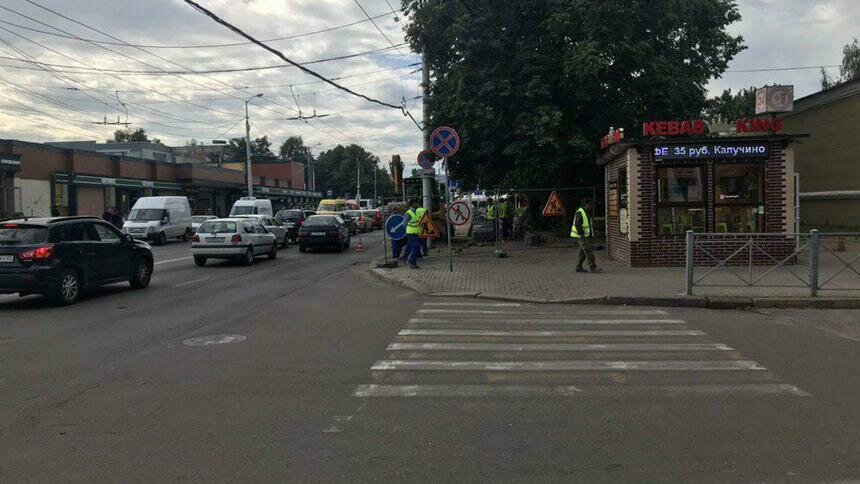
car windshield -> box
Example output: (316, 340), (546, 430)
(128, 208), (166, 221)
(305, 216), (339, 227)
(192, 216), (211, 223)
(198, 221), (237, 233)
(0, 225), (48, 244)
(231, 206), (255, 215)
(277, 211), (302, 222)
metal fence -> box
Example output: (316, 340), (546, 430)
(685, 230), (860, 297)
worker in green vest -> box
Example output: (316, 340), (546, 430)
(485, 197), (498, 240)
(514, 196), (528, 237)
(498, 196), (512, 239)
(570, 199), (602, 273)
(416, 204), (429, 258)
(405, 199), (422, 268)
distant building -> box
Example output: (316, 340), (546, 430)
(222, 159), (306, 190)
(781, 79), (860, 228)
(48, 140), (176, 163)
(170, 143), (229, 166)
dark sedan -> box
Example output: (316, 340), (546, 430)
(275, 209), (310, 242)
(296, 215), (350, 253)
(0, 217), (154, 305)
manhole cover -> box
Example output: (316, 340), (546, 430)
(182, 334), (246, 346)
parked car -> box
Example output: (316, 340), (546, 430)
(338, 211), (358, 235)
(275, 209), (310, 242)
(191, 215), (216, 233)
(296, 215), (350, 253)
(191, 218), (278, 266)
(364, 209), (383, 229)
(344, 210), (371, 232)
(235, 214), (289, 247)
(123, 196), (192, 245)
(0, 217), (154, 305)
(230, 197), (273, 216)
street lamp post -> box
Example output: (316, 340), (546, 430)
(244, 93), (263, 197)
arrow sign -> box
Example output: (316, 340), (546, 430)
(384, 214), (407, 240)
(430, 126), (460, 158)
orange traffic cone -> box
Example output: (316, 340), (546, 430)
(354, 236), (365, 252)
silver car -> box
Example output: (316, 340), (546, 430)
(344, 210), (371, 232)
(191, 215), (216, 233)
(235, 214), (289, 248)
(191, 218), (278, 266)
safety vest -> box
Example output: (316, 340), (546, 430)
(515, 206), (527, 217)
(406, 209), (420, 235)
(486, 205), (496, 220)
(570, 207), (591, 238)
(498, 202), (509, 219)
(415, 207), (427, 233)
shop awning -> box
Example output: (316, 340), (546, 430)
(55, 172), (182, 190)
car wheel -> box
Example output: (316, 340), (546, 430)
(268, 242), (278, 259)
(156, 231), (167, 246)
(130, 259), (153, 289)
(281, 235), (289, 248)
(194, 256), (207, 267)
(299, 243), (306, 253)
(53, 268), (81, 305)
(345, 237), (351, 249)
(241, 246), (254, 265)
(181, 228), (192, 241)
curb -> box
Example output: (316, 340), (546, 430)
(366, 259), (860, 310)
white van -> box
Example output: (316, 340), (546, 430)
(230, 197), (273, 217)
(123, 196), (192, 245)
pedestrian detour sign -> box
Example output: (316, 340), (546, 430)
(430, 126), (460, 158)
(418, 212), (441, 239)
(447, 200), (472, 226)
(384, 214), (407, 241)
(542, 191), (566, 217)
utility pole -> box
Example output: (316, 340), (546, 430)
(356, 159), (361, 204)
(244, 93), (263, 197)
(374, 163), (378, 206)
(421, 47), (433, 210)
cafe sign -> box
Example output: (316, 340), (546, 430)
(0, 156), (22, 172)
(653, 143), (769, 161)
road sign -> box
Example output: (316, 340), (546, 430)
(542, 191), (566, 217)
(448, 179), (462, 190)
(418, 212), (441, 239)
(417, 150), (435, 170)
(384, 214), (407, 240)
(447, 200), (472, 226)
(430, 126), (460, 158)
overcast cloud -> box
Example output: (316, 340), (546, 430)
(0, 0), (856, 173)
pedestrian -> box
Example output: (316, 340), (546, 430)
(392, 235), (404, 261)
(416, 204), (429, 258)
(570, 199), (602, 273)
(514, 196), (528, 237)
(499, 196), (513, 239)
(405, 199), (422, 269)
(485, 197), (497, 238)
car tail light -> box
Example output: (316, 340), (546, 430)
(299, 220), (304, 226)
(192, 234), (200, 242)
(231, 234), (242, 244)
(19, 244), (54, 262)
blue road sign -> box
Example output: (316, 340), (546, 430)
(430, 126), (460, 158)
(417, 150), (435, 170)
(448, 179), (462, 190)
(385, 214), (407, 240)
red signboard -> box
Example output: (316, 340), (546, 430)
(642, 120), (706, 137)
(736, 118), (783, 133)
(600, 129), (624, 149)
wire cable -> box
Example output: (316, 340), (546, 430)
(352, 0), (406, 57)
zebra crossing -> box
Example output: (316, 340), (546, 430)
(353, 301), (809, 398)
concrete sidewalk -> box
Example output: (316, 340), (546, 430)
(370, 241), (860, 309)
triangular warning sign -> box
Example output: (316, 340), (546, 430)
(418, 212), (441, 239)
(542, 191), (566, 217)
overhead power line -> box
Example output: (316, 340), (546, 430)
(352, 0), (406, 57)
(182, 0), (422, 130)
(722, 64), (840, 73)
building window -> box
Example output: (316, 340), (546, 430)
(656, 166), (705, 235)
(714, 163), (764, 233)
(104, 186), (116, 210)
(53, 182), (68, 208)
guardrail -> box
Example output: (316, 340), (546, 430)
(684, 230), (860, 297)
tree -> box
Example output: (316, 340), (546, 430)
(224, 135), (274, 162)
(315, 144), (395, 200)
(403, 0), (745, 189)
(279, 135), (308, 161)
(113, 128), (159, 143)
(819, 37), (860, 89)
(703, 87), (757, 122)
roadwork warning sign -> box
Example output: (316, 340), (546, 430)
(542, 191), (566, 217)
(418, 212), (441, 239)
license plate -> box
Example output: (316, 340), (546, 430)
(206, 237), (225, 243)
(0, 255), (14, 263)
(284, 223), (295, 228)
(311, 232), (326, 236)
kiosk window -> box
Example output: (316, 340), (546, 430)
(714, 163), (764, 233)
(656, 166), (705, 235)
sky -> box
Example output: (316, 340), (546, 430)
(0, 0), (856, 173)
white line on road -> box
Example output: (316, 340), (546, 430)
(417, 309), (668, 316)
(386, 342), (734, 352)
(352, 383), (808, 398)
(398, 329), (707, 337)
(173, 277), (211, 288)
(422, 302), (523, 307)
(370, 360), (767, 371)
(408, 318), (688, 325)
(154, 257), (192, 266)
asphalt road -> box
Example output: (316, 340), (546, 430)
(1, 232), (858, 482)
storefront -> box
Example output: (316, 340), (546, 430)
(598, 122), (803, 267)
(0, 155), (21, 217)
(54, 173), (183, 217)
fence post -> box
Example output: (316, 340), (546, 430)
(685, 230), (694, 296)
(809, 229), (819, 297)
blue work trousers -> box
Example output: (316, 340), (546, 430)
(407, 234), (421, 266)
(391, 237), (404, 260)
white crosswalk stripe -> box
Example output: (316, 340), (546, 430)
(354, 302), (808, 398)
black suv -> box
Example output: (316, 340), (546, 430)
(0, 217), (154, 305)
(275, 209), (311, 242)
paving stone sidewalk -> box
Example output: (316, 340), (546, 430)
(370, 240), (860, 308)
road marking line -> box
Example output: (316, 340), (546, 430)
(417, 309), (668, 315)
(353, 384), (582, 398)
(173, 277), (211, 288)
(154, 257), (192, 266)
(352, 383), (808, 398)
(408, 318), (687, 325)
(422, 302), (523, 307)
(398, 329), (707, 337)
(370, 360), (767, 371)
(386, 342), (734, 352)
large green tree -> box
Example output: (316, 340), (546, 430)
(703, 87), (757, 122)
(279, 135), (309, 161)
(113, 128), (159, 143)
(821, 37), (860, 89)
(315, 144), (395, 200)
(404, 0), (745, 188)
(225, 135), (274, 162)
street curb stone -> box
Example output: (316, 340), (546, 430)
(428, 292), (481, 298)
(477, 293), (550, 304)
(706, 297), (753, 309)
(752, 298), (835, 309)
